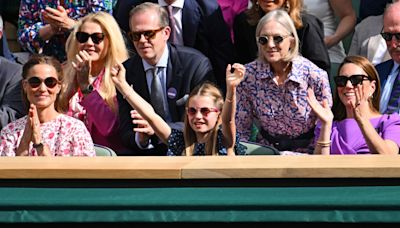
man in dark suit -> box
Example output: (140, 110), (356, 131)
(0, 56), (26, 129)
(117, 2), (214, 155)
(114, 0), (232, 92)
(376, 2), (400, 114)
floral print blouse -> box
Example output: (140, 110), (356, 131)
(18, 0), (113, 62)
(167, 128), (246, 156)
(236, 56), (332, 153)
(0, 114), (95, 156)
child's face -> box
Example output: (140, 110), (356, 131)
(186, 95), (220, 134)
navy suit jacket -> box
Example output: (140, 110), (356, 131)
(0, 57), (25, 129)
(114, 0), (233, 92)
(376, 59), (395, 90)
(117, 44), (214, 155)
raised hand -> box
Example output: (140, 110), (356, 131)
(226, 63), (245, 89)
(306, 88), (333, 124)
(110, 62), (127, 88)
(351, 83), (370, 122)
(72, 50), (92, 90)
(42, 6), (75, 32)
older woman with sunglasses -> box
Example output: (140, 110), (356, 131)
(62, 12), (128, 154)
(233, 0), (330, 72)
(0, 55), (95, 156)
(235, 9), (332, 153)
(308, 55), (400, 155)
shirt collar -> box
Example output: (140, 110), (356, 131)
(142, 45), (169, 71)
(158, 0), (184, 9)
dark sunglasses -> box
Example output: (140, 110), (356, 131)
(26, 76), (59, 89)
(76, 32), (105, 44)
(380, 32), (400, 42)
(334, 75), (371, 87)
(186, 107), (219, 116)
(258, 34), (291, 45)
(127, 27), (164, 42)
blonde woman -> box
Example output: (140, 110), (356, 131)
(63, 12), (128, 153)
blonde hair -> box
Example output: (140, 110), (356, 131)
(183, 82), (224, 156)
(63, 11), (128, 113)
(256, 9), (299, 62)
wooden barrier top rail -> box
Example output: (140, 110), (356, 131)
(0, 155), (400, 179)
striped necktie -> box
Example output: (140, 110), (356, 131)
(166, 5), (177, 44)
(386, 69), (400, 114)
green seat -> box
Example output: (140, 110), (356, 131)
(94, 144), (117, 156)
(241, 142), (280, 155)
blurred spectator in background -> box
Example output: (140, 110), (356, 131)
(18, 0), (113, 63)
(0, 56), (26, 129)
(0, 14), (18, 63)
(217, 0), (248, 42)
(348, 0), (397, 66)
(358, 0), (391, 23)
(376, 1), (400, 115)
(304, 0), (356, 64)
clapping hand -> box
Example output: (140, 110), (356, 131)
(306, 88), (333, 124)
(72, 50), (91, 90)
(352, 83), (370, 122)
(42, 6), (75, 33)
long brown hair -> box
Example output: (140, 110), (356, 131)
(183, 82), (224, 156)
(332, 55), (381, 121)
(246, 0), (303, 28)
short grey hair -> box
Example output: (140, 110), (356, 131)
(255, 9), (299, 62)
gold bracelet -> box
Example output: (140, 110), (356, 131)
(316, 140), (330, 147)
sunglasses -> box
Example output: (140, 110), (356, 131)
(127, 27), (164, 42)
(380, 32), (400, 42)
(334, 75), (371, 87)
(258, 34), (291, 45)
(26, 76), (59, 89)
(76, 32), (105, 44)
(186, 107), (219, 117)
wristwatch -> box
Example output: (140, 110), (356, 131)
(32, 142), (44, 149)
(81, 84), (94, 95)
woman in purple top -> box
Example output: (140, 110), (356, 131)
(308, 55), (400, 155)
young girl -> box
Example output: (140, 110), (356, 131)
(111, 62), (246, 156)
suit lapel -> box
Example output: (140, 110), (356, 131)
(166, 44), (184, 121)
(130, 55), (151, 102)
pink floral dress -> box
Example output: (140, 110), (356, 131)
(0, 114), (95, 156)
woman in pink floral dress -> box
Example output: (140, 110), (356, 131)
(0, 55), (95, 156)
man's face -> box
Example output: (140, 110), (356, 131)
(383, 6), (400, 64)
(129, 10), (170, 65)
